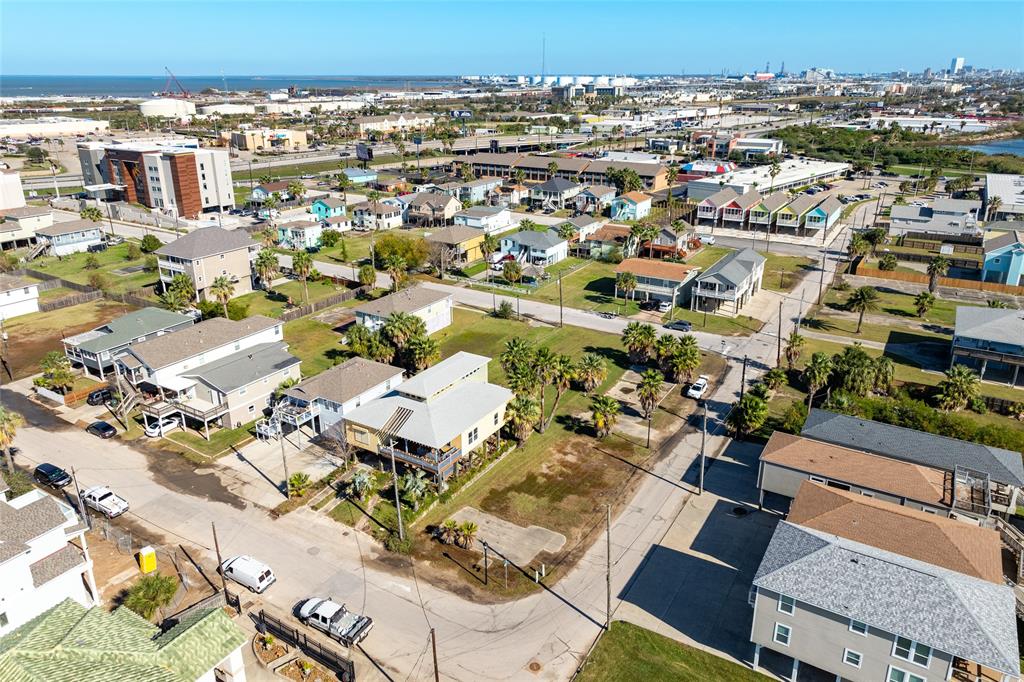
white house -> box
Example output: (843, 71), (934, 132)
(276, 219), (323, 250)
(0, 484), (99, 637)
(0, 206), (53, 250)
(352, 202), (403, 230)
(353, 285), (454, 335)
(0, 275), (39, 321)
(34, 220), (105, 257)
(453, 206), (513, 234)
(499, 229), (568, 265)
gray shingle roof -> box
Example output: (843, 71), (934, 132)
(284, 357), (403, 406)
(314, 197), (346, 209)
(696, 248), (765, 287)
(701, 187), (739, 208)
(456, 205), (506, 219)
(425, 225), (482, 245)
(802, 409), (1024, 486)
(754, 522), (1019, 676)
(184, 342), (299, 393)
(0, 494), (71, 562)
(36, 220), (102, 238)
(984, 229), (1024, 252)
(954, 306), (1024, 347)
(757, 192), (791, 212)
(505, 229), (566, 250)
(66, 308), (194, 354)
(127, 316), (281, 370)
(779, 193), (820, 216)
(534, 177), (579, 193)
(155, 227), (256, 260)
(30, 544), (86, 587)
(0, 274), (35, 295)
(932, 198), (981, 214)
(354, 286), (451, 318)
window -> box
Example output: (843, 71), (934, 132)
(860, 490), (874, 498)
(893, 637), (931, 667)
(887, 665), (925, 682)
(809, 475), (827, 484)
(849, 619), (868, 635)
(238, 386), (247, 396)
(494, 412), (499, 426)
(0, 612), (7, 627)
(843, 649), (862, 668)
(354, 428), (369, 445)
(248, 405), (255, 414)
(777, 594), (795, 615)
(468, 427), (479, 444)
(772, 623), (791, 647)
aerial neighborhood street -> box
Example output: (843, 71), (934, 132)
(1, 4), (1023, 682)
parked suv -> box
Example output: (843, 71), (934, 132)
(34, 463), (72, 489)
(87, 387), (112, 406)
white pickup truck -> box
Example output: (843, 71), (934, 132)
(296, 597), (373, 647)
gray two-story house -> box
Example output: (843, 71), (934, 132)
(951, 306), (1024, 389)
(689, 247), (765, 317)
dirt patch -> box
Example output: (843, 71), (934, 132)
(278, 658), (334, 682)
(254, 636), (288, 666)
(86, 531), (143, 604)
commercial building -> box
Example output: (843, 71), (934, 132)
(343, 352), (514, 484)
(138, 98), (196, 119)
(888, 198), (981, 237)
(0, 483), (98, 637)
(984, 174), (1024, 221)
(0, 598), (247, 682)
(228, 128), (308, 151)
(462, 153), (668, 191)
(120, 316), (301, 436)
(354, 286), (454, 335)
(63, 307), (196, 380)
(34, 219), (105, 256)
(686, 159), (850, 201)
(0, 116), (110, 139)
(353, 112), (436, 135)
(690, 248), (765, 316)
(156, 226), (258, 301)
(691, 132), (783, 159)
(78, 141), (234, 218)
(0, 206), (53, 250)
(951, 306), (1024, 389)
(982, 228), (1024, 285)
(613, 258), (698, 306)
(0, 169), (27, 211)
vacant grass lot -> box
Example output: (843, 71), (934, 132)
(234, 279), (352, 318)
(30, 242), (158, 294)
(760, 253), (816, 292)
(578, 622), (770, 682)
(314, 227), (433, 265)
(283, 316), (348, 376)
(682, 246), (732, 269)
(820, 288), (983, 328)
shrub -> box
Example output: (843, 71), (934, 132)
(140, 234), (162, 253)
(87, 272), (112, 292)
(319, 229), (341, 247)
(383, 532), (413, 554)
(969, 396), (988, 414)
(125, 242), (142, 260)
(143, 254), (158, 272)
(780, 401), (808, 434)
(372, 232), (429, 270)
(878, 253), (898, 271)
(494, 300), (515, 319)
(84, 254), (100, 270)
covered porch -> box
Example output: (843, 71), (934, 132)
(378, 437), (463, 485)
(137, 375), (229, 440)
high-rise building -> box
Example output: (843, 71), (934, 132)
(950, 56), (965, 74)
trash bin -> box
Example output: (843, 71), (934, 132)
(138, 545), (156, 574)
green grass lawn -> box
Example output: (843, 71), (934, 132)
(37, 286), (74, 301)
(821, 288), (981, 328)
(665, 307), (764, 336)
(161, 420), (258, 463)
(759, 252), (816, 293)
(315, 228), (432, 265)
(283, 316), (349, 376)
(682, 246), (732, 269)
(234, 279), (352, 318)
(884, 164), (974, 177)
(458, 261), (487, 277)
(802, 315), (951, 345)
(520, 259), (642, 315)
(578, 621), (770, 682)
(30, 241), (158, 294)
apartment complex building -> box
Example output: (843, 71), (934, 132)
(155, 226), (258, 301)
(462, 152), (668, 191)
(353, 112), (436, 135)
(78, 141), (234, 218)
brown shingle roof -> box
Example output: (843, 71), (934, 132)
(788, 481), (1003, 584)
(284, 356), (403, 406)
(586, 224), (632, 244)
(425, 225), (483, 246)
(354, 286), (451, 318)
(761, 432), (948, 507)
(615, 258), (697, 283)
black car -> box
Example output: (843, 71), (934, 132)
(87, 242), (108, 253)
(87, 387), (112, 406)
(34, 463), (72, 488)
(86, 421), (117, 439)
(664, 320), (693, 332)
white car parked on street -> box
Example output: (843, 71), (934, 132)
(145, 415), (181, 438)
(81, 486), (129, 518)
(686, 375), (710, 400)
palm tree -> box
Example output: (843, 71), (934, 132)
(350, 470), (372, 499)
(615, 271), (637, 301)
(546, 354), (575, 427)
(366, 190), (383, 232)
(762, 367), (787, 391)
(873, 357), (895, 395)
(458, 521), (479, 549)
(914, 291), (936, 318)
(259, 227), (278, 248)
(287, 180), (307, 204)
(401, 470), (429, 510)
(209, 276), (235, 319)
(847, 233), (870, 260)
(0, 408), (24, 475)
(802, 352), (833, 407)
(665, 162), (678, 218)
(382, 254), (406, 291)
(288, 472), (312, 497)
(784, 330), (805, 370)
(263, 194), (279, 228)
(291, 250), (313, 304)
(365, 333), (396, 364)
(505, 395), (540, 443)
(439, 519), (459, 545)
(637, 369), (664, 419)
(727, 393), (768, 441)
(514, 169), (526, 187)
(382, 311), (426, 350)
(481, 234), (499, 282)
(254, 249), (279, 293)
(590, 395), (621, 439)
(502, 260), (522, 285)
(575, 354), (607, 394)
(531, 347), (556, 426)
(406, 335), (440, 371)
(336, 171), (352, 204)
(936, 365), (980, 412)
(986, 195), (1002, 221)
(546, 161), (559, 178)
(621, 321), (657, 364)
(926, 255), (950, 293)
(768, 159), (781, 193)
(500, 338), (535, 375)
(358, 263), (376, 288)
(847, 286), (879, 334)
(667, 336), (701, 383)
(124, 573), (178, 621)
(832, 345), (876, 397)
(653, 335), (678, 372)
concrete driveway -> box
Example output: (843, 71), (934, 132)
(615, 439), (778, 666)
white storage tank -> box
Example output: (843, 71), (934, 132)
(139, 98), (196, 118)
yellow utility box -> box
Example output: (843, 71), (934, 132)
(138, 546), (157, 574)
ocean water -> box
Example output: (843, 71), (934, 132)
(0, 75), (464, 98)
(961, 137), (1024, 157)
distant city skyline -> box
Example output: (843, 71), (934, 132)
(2, 1), (1022, 76)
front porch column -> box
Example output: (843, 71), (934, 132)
(204, 418), (210, 441)
(752, 644), (761, 670)
(1012, 364), (1020, 387)
(790, 657), (799, 682)
(980, 359), (988, 380)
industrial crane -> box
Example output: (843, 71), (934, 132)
(159, 66), (191, 99)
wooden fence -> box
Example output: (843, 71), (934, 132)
(39, 290), (102, 312)
(899, 238), (983, 255)
(853, 266), (1024, 296)
(279, 284), (369, 322)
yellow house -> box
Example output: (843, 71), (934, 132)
(424, 225), (487, 264)
(343, 352), (512, 484)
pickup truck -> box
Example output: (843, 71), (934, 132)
(296, 597), (373, 647)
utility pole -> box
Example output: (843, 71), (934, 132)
(776, 300), (783, 367)
(277, 408), (290, 499)
(482, 541), (489, 585)
(558, 272), (564, 328)
(740, 355), (748, 400)
(698, 402), (707, 495)
(212, 522), (234, 612)
(431, 628), (440, 682)
(817, 251), (826, 305)
(72, 467), (89, 530)
(605, 504), (612, 630)
(389, 440), (405, 541)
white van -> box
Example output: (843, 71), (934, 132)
(220, 555), (276, 593)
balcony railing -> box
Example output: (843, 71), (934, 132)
(141, 398), (228, 422)
(379, 444), (462, 477)
(278, 401), (321, 426)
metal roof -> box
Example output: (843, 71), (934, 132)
(802, 409), (1024, 486)
(398, 351), (490, 400)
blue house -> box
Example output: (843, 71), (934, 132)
(277, 219), (324, 251)
(951, 306), (1024, 388)
(804, 195), (843, 232)
(311, 197), (347, 222)
(458, 177), (502, 204)
(250, 180), (291, 203)
(609, 191), (652, 221)
(982, 227), (1024, 286)
(343, 167), (377, 185)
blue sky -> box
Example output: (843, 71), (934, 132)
(2, 0), (1022, 75)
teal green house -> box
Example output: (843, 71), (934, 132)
(982, 226), (1024, 286)
(311, 197), (347, 222)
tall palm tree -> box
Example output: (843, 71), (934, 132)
(532, 347), (556, 429)
(0, 408), (25, 475)
(847, 233), (870, 260)
(846, 286), (879, 334)
(366, 190), (383, 232)
(914, 291), (936, 318)
(382, 311), (426, 350)
(936, 365), (980, 412)
(665, 162), (678, 218)
(336, 169), (352, 204)
(481, 233), (499, 282)
(546, 354), (575, 428)
(259, 227), (278, 248)
(263, 194), (280, 228)
(590, 396), (621, 439)
(505, 395), (540, 443)
(406, 335), (440, 371)
(637, 369), (664, 419)
(653, 335), (679, 372)
(621, 321), (657, 364)
(287, 180), (307, 204)
(500, 338), (535, 375)
(209, 276), (235, 319)
(291, 250), (313, 304)
(986, 196), (1002, 222)
(768, 159), (781, 194)
(727, 393), (768, 441)
(668, 336), (701, 383)
(784, 330), (805, 370)
(546, 161), (559, 178)
(926, 255), (950, 293)
(575, 354), (607, 394)
(615, 271), (637, 301)
(382, 254), (406, 291)
(802, 352), (833, 407)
